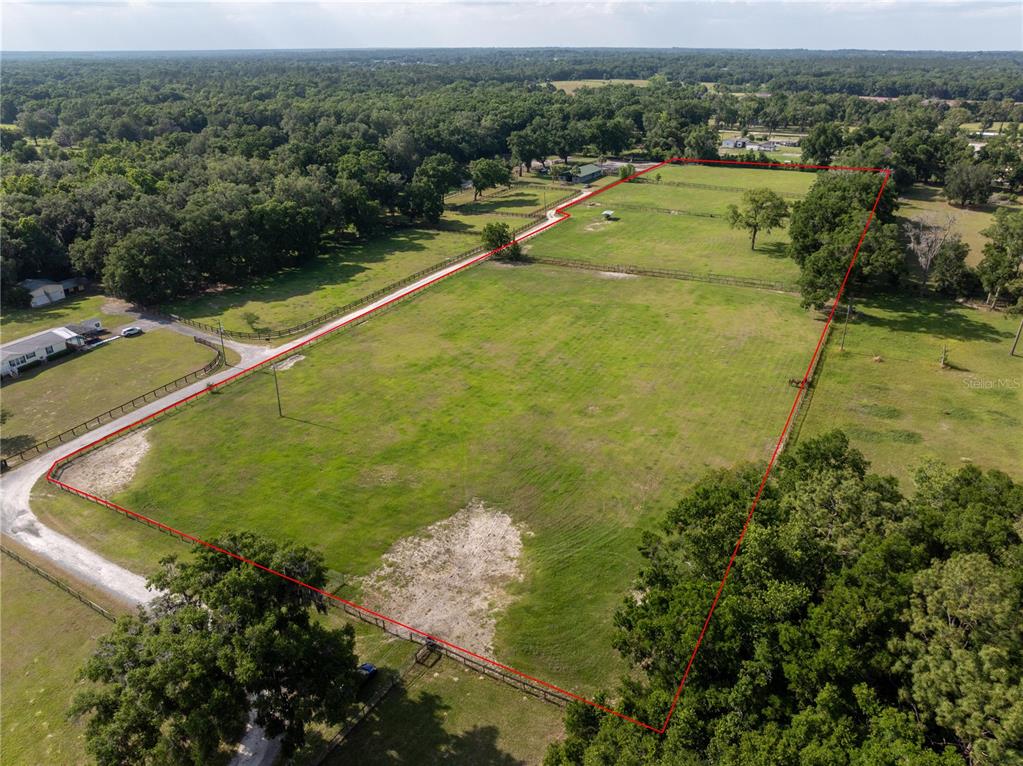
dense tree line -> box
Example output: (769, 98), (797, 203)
(546, 431), (1023, 766)
(1, 51), (1020, 309)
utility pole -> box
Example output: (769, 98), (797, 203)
(1011, 315), (1023, 357)
(272, 362), (283, 417)
(218, 320), (227, 365)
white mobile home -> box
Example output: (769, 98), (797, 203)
(1, 327), (86, 378)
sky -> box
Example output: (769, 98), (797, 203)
(2, 1), (1021, 53)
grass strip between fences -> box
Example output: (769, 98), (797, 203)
(1, 543), (116, 622)
(2, 336), (224, 470)
(634, 176), (808, 199)
(530, 255), (798, 293)
(163, 219), (540, 342)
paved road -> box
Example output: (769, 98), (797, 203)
(0, 194), (592, 762)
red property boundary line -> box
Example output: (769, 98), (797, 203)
(45, 157), (890, 734)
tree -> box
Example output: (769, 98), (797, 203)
(726, 188), (789, 250)
(945, 162), (994, 207)
(977, 209), (1023, 306)
(71, 532), (360, 765)
(801, 122), (845, 166)
(904, 213), (957, 291)
(468, 158), (512, 201)
(547, 434), (1022, 765)
(899, 553), (1023, 766)
(102, 226), (188, 306)
(931, 235), (974, 297)
(481, 221), (521, 261)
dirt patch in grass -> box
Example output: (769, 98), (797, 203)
(60, 430), (150, 498)
(360, 499), (527, 656)
(273, 354), (305, 371)
(597, 271), (638, 280)
(101, 298), (134, 315)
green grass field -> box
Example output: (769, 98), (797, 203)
(0, 549), (118, 766)
(898, 185), (1021, 267)
(34, 262), (818, 695)
(328, 658), (564, 765)
(447, 185), (561, 216)
(166, 227), (480, 335)
(799, 296), (1023, 483)
(550, 79), (649, 94)
(0, 293), (128, 343)
(1, 328), (217, 457)
(525, 163), (817, 285)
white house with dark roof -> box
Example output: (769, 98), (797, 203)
(1, 326), (87, 377)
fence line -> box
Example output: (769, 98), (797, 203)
(325, 600), (572, 707)
(531, 256), (797, 293)
(2, 336), (223, 470)
(634, 177), (806, 198)
(781, 318), (834, 453)
(163, 219), (541, 342)
(593, 201), (722, 219)
(1, 544), (116, 621)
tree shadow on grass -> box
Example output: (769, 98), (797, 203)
(168, 228), (459, 328)
(854, 294), (1013, 345)
(756, 240), (790, 259)
(325, 680), (527, 766)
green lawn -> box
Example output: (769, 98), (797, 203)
(0, 549), (117, 766)
(1, 293), (128, 343)
(1, 327), (217, 457)
(327, 658), (564, 765)
(34, 263), (818, 695)
(526, 163), (818, 285)
(799, 295), (1023, 484)
(898, 185), (1021, 267)
(166, 227), (480, 335)
(448, 185), (559, 216)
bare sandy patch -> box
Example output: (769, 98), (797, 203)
(597, 271), (638, 280)
(583, 220), (613, 232)
(272, 354), (305, 371)
(59, 430), (150, 498)
(101, 298), (134, 315)
(360, 499), (527, 655)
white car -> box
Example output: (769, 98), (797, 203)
(120, 326), (143, 337)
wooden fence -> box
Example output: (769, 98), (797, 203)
(531, 256), (797, 293)
(634, 177), (806, 198)
(781, 318), (834, 453)
(164, 219), (542, 342)
(1, 544), (116, 622)
(325, 599), (572, 707)
(2, 336), (224, 470)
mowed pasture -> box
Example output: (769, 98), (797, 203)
(166, 226), (481, 335)
(526, 163), (817, 286)
(799, 295), (1023, 484)
(35, 262), (819, 695)
(0, 551), (120, 766)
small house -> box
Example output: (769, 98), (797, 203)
(20, 278), (66, 308)
(570, 164), (604, 184)
(1, 327), (86, 378)
(61, 277), (88, 295)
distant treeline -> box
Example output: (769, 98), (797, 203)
(1, 50), (1020, 308)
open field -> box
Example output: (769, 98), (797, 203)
(898, 185), (1021, 266)
(524, 163), (817, 285)
(447, 185), (562, 217)
(35, 262), (818, 695)
(798, 296), (1023, 484)
(1, 328), (217, 457)
(0, 546), (120, 766)
(1, 293), (129, 343)
(550, 79), (649, 94)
